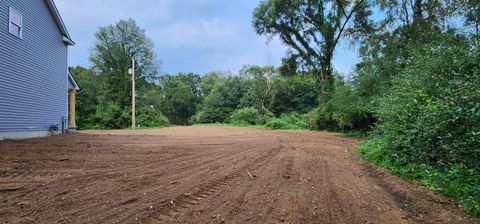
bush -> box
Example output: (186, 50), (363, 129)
(258, 107), (275, 124)
(230, 107), (261, 125)
(266, 113), (305, 130)
(365, 38), (480, 216)
(229, 107), (275, 125)
(136, 107), (170, 128)
(375, 39), (480, 169)
(305, 107), (332, 130)
(95, 98), (124, 129)
(305, 85), (374, 132)
(359, 139), (480, 216)
(189, 111), (202, 124)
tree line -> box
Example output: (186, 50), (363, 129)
(71, 0), (479, 216)
(73, 61), (320, 128)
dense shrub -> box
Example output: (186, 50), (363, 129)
(189, 111), (202, 124)
(375, 39), (480, 169)
(363, 39), (480, 215)
(304, 107), (323, 130)
(266, 113), (305, 130)
(95, 97), (124, 129)
(95, 104), (169, 129)
(305, 85), (374, 132)
(258, 107), (275, 124)
(229, 107), (275, 125)
(230, 107), (261, 125)
(136, 107), (170, 128)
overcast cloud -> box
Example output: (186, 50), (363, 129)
(55, 0), (358, 75)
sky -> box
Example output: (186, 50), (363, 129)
(55, 0), (359, 75)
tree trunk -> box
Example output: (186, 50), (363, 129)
(317, 53), (334, 105)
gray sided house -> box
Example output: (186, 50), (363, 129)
(0, 0), (78, 139)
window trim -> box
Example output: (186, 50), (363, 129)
(8, 7), (23, 39)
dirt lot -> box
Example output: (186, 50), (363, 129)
(0, 127), (477, 224)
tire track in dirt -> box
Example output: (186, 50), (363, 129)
(186, 142), (305, 223)
(1, 134), (274, 223)
(51, 142), (273, 223)
(364, 164), (427, 220)
(205, 142), (285, 223)
(79, 142), (276, 223)
(0, 127), (477, 224)
(138, 145), (281, 223)
(301, 141), (392, 224)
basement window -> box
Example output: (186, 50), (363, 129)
(9, 7), (22, 38)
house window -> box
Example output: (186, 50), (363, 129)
(9, 7), (22, 38)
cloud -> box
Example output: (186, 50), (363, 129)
(54, 0), (355, 75)
(56, 0), (174, 23)
(55, 0), (173, 67)
(151, 17), (237, 48)
(158, 35), (287, 75)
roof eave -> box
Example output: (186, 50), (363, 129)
(68, 71), (80, 91)
(63, 35), (75, 46)
(45, 0), (74, 45)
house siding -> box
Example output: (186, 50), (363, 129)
(0, 0), (68, 133)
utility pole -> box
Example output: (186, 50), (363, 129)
(131, 57), (136, 130)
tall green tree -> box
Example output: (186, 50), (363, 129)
(240, 65), (277, 109)
(270, 74), (318, 115)
(169, 73), (202, 105)
(90, 18), (159, 108)
(353, 0), (456, 108)
(253, 0), (372, 102)
(195, 77), (250, 123)
(160, 74), (200, 125)
(141, 87), (163, 109)
(378, 0), (447, 40)
(457, 0), (480, 36)
(200, 71), (227, 98)
(69, 66), (101, 130)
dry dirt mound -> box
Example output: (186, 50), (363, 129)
(0, 126), (477, 223)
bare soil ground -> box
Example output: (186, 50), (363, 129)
(0, 126), (477, 224)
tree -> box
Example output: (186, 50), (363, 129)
(141, 87), (163, 109)
(200, 71), (226, 98)
(240, 65), (277, 108)
(353, 0), (456, 110)
(69, 66), (101, 130)
(196, 77), (249, 123)
(270, 74), (318, 115)
(253, 0), (372, 102)
(457, 0), (480, 36)
(239, 87), (261, 109)
(170, 73), (202, 105)
(160, 76), (197, 125)
(90, 18), (159, 108)
(374, 0), (449, 51)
